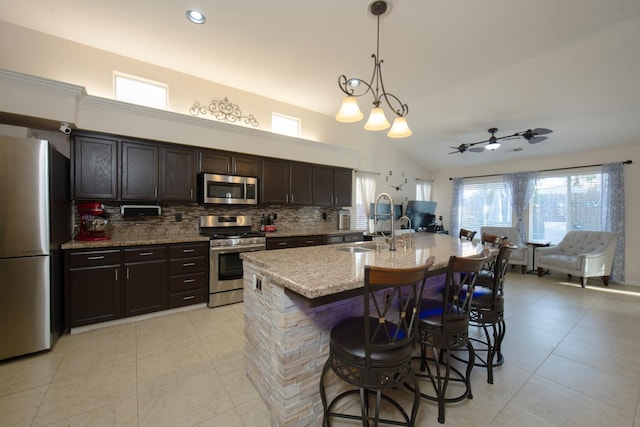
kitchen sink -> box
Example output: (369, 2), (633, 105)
(335, 243), (382, 253)
(335, 245), (375, 253)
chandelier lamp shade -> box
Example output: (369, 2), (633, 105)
(335, 0), (411, 138)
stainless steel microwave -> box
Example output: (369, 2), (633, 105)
(197, 173), (258, 205)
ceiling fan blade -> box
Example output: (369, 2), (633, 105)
(469, 147), (485, 153)
(528, 136), (548, 144)
(532, 128), (553, 136)
(499, 135), (521, 141)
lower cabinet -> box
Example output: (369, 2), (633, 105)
(168, 242), (208, 308)
(65, 241), (208, 328)
(67, 249), (122, 328)
(267, 232), (363, 250)
(123, 246), (168, 317)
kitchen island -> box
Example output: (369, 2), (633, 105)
(240, 233), (486, 427)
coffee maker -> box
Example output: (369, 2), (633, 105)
(75, 202), (111, 241)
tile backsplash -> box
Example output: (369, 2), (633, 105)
(73, 202), (347, 238)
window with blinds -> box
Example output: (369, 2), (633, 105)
(459, 180), (512, 233)
(529, 169), (603, 244)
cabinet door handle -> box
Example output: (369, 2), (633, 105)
(126, 267), (130, 280)
(140, 252), (154, 256)
(155, 187), (158, 198)
(88, 255), (105, 260)
(182, 295), (196, 301)
(115, 269), (118, 281)
(182, 249), (195, 253)
(183, 262), (195, 267)
(190, 189), (193, 199)
(183, 278), (196, 283)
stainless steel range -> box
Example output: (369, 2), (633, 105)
(199, 215), (265, 307)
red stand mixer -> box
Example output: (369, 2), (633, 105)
(75, 202), (111, 241)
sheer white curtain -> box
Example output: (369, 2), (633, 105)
(503, 171), (537, 242)
(355, 172), (378, 231)
(416, 180), (432, 201)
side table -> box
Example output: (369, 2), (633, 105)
(525, 241), (551, 275)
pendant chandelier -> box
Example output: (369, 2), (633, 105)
(335, 0), (411, 138)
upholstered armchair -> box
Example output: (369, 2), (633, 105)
(480, 226), (528, 274)
(536, 230), (617, 287)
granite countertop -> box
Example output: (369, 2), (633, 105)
(241, 233), (486, 300)
(61, 234), (210, 250)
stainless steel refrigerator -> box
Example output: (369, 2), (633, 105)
(0, 135), (70, 360)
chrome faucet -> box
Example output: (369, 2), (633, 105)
(374, 192), (396, 251)
(399, 215), (412, 231)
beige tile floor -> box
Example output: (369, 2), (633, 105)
(2, 272), (640, 426)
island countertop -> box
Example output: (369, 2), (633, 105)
(241, 232), (484, 301)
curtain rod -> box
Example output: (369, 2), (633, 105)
(354, 169), (380, 175)
(449, 160), (632, 180)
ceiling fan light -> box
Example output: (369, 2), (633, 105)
(485, 142), (501, 151)
(387, 117), (412, 138)
(335, 96), (364, 123)
(364, 107), (390, 131)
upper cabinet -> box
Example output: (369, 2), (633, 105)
(159, 146), (196, 202)
(72, 131), (351, 206)
(312, 166), (352, 207)
(198, 149), (261, 177)
(121, 141), (158, 201)
(72, 134), (119, 200)
(261, 159), (313, 205)
(72, 132), (195, 203)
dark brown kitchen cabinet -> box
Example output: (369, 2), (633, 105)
(65, 242), (207, 328)
(295, 235), (323, 247)
(121, 141), (159, 201)
(261, 159), (312, 205)
(261, 159), (290, 204)
(333, 168), (353, 207)
(198, 150), (261, 177)
(159, 146), (196, 201)
(199, 151), (231, 174)
(72, 135), (119, 200)
(312, 166), (352, 207)
(66, 249), (122, 328)
(232, 154), (261, 177)
(123, 246), (168, 317)
(168, 242), (208, 308)
(266, 236), (297, 250)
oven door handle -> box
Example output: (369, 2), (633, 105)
(210, 244), (265, 254)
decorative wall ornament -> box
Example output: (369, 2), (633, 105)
(190, 97), (259, 127)
(386, 170), (407, 191)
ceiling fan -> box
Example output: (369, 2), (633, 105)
(448, 127), (553, 154)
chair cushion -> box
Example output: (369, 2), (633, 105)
(330, 317), (413, 367)
(418, 298), (469, 335)
(538, 253), (580, 270)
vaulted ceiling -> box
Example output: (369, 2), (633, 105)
(2, 0), (639, 170)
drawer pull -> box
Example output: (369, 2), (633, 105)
(140, 252), (154, 256)
(306, 240), (314, 244)
(182, 249), (195, 253)
(88, 256), (105, 260)
(278, 242), (287, 246)
(183, 262), (195, 267)
(182, 295), (196, 300)
(183, 278), (196, 283)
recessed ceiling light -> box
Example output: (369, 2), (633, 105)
(186, 10), (206, 24)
